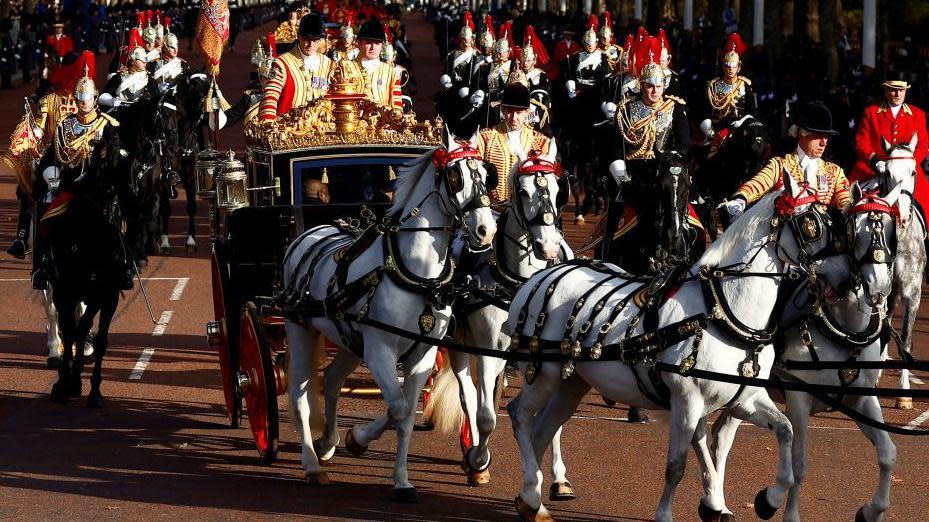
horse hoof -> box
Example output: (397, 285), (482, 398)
(467, 467), (491, 486)
(314, 438), (338, 463)
(50, 383), (70, 404)
(895, 397), (914, 410)
(628, 407), (650, 423)
(753, 488), (778, 520)
(344, 428), (367, 457)
(515, 496), (555, 522)
(549, 481), (576, 501)
(305, 471), (331, 487)
(854, 506), (872, 522)
(87, 392), (103, 409)
(392, 487), (417, 503)
(46, 356), (61, 369)
(574, 215), (585, 225)
(698, 500), (722, 521)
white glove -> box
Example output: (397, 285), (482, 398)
(31, 127), (43, 141)
(700, 118), (715, 138)
(601, 101), (617, 120)
(209, 110), (228, 131)
(732, 115), (752, 128)
(609, 159), (628, 185)
(439, 74), (453, 89)
(469, 89), (485, 108)
(457, 86), (470, 98)
(718, 198), (746, 218)
(566, 80), (577, 99)
(875, 160), (887, 174)
(98, 93), (121, 108)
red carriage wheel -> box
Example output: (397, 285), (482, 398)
(238, 301), (280, 464)
(211, 250), (241, 427)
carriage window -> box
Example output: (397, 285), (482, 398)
(302, 164), (398, 205)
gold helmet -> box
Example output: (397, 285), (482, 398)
(636, 37), (665, 86)
(722, 32), (746, 67)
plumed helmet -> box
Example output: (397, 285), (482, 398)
(164, 33), (179, 51)
(129, 45), (147, 63)
(74, 57), (97, 102)
(583, 14), (598, 47)
(142, 26), (157, 45)
(252, 33), (276, 78)
(381, 24), (396, 62)
(480, 14), (495, 48)
(459, 11), (475, 41)
(493, 21), (512, 55)
(638, 62), (665, 86)
(722, 32), (747, 67)
(299, 13), (326, 40)
(599, 12), (613, 43)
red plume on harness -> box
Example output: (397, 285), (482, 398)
(850, 191), (901, 221)
(774, 181), (820, 217)
(433, 141), (482, 170)
(518, 151), (563, 177)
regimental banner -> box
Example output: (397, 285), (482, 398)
(195, 0), (230, 76)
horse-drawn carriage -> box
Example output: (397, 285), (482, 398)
(202, 76), (443, 463)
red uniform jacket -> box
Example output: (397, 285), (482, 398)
(851, 102), (929, 225)
(45, 34), (74, 59)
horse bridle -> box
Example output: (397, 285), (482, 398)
(429, 142), (492, 229)
(770, 183), (839, 269)
(510, 154), (564, 263)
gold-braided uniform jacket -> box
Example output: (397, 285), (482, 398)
(2, 93), (76, 194)
(477, 123), (552, 203)
(734, 152), (851, 209)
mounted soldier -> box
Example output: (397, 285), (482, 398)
(484, 21), (514, 127)
(720, 100), (851, 221)
(440, 11), (481, 93)
(520, 26), (552, 134)
(149, 21), (188, 199)
(699, 32), (755, 151)
(598, 12), (622, 74)
(100, 46), (157, 106)
(259, 14), (333, 121)
(557, 15), (610, 223)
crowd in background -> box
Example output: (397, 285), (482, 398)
(428, 4), (929, 171)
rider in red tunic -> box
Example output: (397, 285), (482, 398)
(850, 76), (929, 225)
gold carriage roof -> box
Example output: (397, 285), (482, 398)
(245, 60), (442, 152)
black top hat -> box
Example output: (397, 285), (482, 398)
(357, 20), (386, 42)
(298, 14), (325, 40)
(500, 82), (530, 109)
(794, 101), (839, 136)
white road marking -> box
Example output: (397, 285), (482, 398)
(905, 408), (929, 430)
(169, 278), (189, 301)
(129, 349), (155, 380)
(152, 310), (173, 336)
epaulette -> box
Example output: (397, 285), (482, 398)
(666, 95), (686, 105)
(99, 112), (120, 127)
(739, 76), (752, 86)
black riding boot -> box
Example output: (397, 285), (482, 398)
(7, 189), (32, 259)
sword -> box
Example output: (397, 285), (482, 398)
(132, 258), (158, 324)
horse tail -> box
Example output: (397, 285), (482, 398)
(423, 353), (465, 435)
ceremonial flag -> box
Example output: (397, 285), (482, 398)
(195, 0), (230, 76)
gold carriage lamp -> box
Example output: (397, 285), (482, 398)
(196, 148), (220, 199)
(215, 150), (250, 213)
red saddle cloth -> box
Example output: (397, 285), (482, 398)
(38, 191), (75, 240)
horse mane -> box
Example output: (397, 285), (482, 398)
(698, 191), (778, 267)
(388, 147), (437, 217)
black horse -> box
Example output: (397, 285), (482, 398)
(692, 116), (771, 238)
(44, 124), (131, 407)
(598, 151), (703, 275)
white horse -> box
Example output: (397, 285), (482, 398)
(504, 177), (837, 522)
(707, 186), (899, 522)
(42, 282), (93, 367)
(859, 136), (926, 409)
(427, 155), (577, 495)
(281, 136), (496, 500)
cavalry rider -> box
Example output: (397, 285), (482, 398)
(558, 15), (610, 223)
(603, 51), (690, 232)
(100, 46), (157, 106)
(478, 75), (557, 206)
(330, 12), (359, 62)
(355, 20), (403, 110)
(259, 14), (333, 121)
(149, 26), (189, 199)
(850, 75), (929, 227)
(5, 53), (85, 259)
(721, 101), (851, 220)
(142, 22), (161, 64)
(598, 12), (622, 72)
(478, 14), (496, 58)
(484, 22), (514, 127)
(700, 32), (755, 147)
(440, 11), (481, 93)
(520, 26), (552, 134)
(34, 56), (133, 291)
